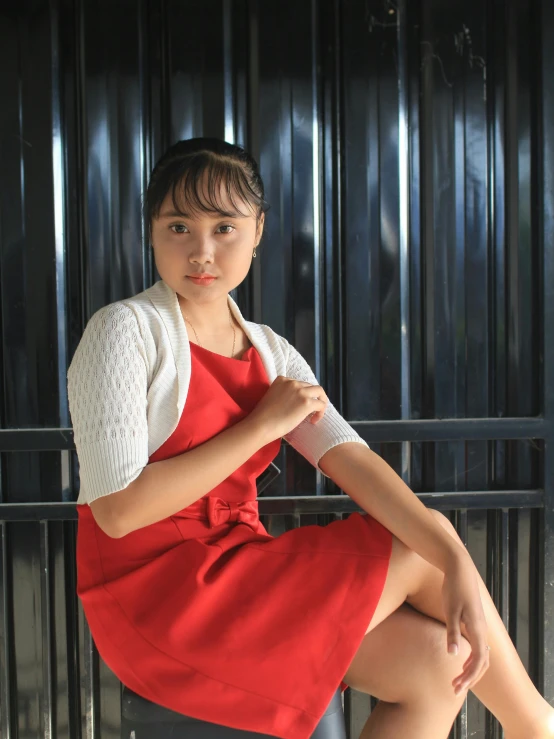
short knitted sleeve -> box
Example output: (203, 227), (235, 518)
(282, 341), (369, 478)
(67, 302), (149, 504)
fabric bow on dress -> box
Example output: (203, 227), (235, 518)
(205, 497), (259, 532)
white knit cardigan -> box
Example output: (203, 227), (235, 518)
(67, 279), (369, 505)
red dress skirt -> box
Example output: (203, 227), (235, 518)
(76, 341), (392, 739)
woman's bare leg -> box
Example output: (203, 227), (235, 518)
(360, 509), (554, 739)
(342, 603), (469, 738)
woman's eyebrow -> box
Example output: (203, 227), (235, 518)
(158, 209), (189, 219)
(158, 210), (248, 219)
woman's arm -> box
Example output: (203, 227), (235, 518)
(278, 335), (465, 570)
(317, 442), (467, 572)
(317, 439), (492, 681)
(93, 416), (269, 538)
(69, 303), (275, 538)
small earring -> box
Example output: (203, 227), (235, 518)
(253, 246), (257, 258)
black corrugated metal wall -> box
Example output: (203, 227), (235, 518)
(1, 0), (553, 737)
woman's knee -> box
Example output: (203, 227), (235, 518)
(345, 605), (471, 705)
(399, 614), (472, 704)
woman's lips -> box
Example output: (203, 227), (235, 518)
(186, 276), (217, 286)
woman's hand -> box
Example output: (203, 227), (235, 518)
(246, 375), (329, 443)
(442, 553), (490, 694)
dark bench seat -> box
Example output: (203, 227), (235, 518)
(121, 684), (346, 739)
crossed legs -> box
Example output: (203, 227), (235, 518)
(342, 510), (554, 739)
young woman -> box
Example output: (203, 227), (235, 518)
(67, 138), (554, 739)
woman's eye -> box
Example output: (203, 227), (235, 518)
(217, 225), (235, 234)
(170, 224), (188, 234)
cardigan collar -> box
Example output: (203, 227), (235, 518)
(141, 278), (276, 414)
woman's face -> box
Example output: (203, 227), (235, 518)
(150, 181), (264, 303)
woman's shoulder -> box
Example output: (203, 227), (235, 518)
(67, 297), (154, 386)
(74, 286), (168, 353)
(75, 299), (146, 347)
(242, 319), (289, 359)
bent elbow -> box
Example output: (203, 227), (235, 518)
(104, 514), (128, 539)
(89, 493), (129, 539)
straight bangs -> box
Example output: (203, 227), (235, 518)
(150, 153), (268, 222)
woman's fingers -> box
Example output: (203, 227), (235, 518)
(442, 559), (491, 694)
(451, 612), (490, 694)
(445, 608), (469, 692)
(468, 654), (491, 691)
(445, 609), (462, 656)
(454, 645), (490, 693)
(464, 612), (490, 685)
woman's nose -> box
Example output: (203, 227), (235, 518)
(188, 235), (215, 259)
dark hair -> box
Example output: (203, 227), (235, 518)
(144, 138), (269, 232)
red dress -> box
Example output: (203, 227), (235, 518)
(76, 341), (392, 739)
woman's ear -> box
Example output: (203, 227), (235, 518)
(256, 213), (265, 245)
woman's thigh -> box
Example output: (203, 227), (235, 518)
(363, 532), (436, 636)
(342, 603), (470, 702)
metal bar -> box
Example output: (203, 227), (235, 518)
(0, 503), (86, 521)
(247, 0), (262, 323)
(487, 508), (508, 738)
(0, 522), (11, 739)
(311, 0), (324, 497)
(397, 0), (412, 488)
(50, 0), (69, 432)
(138, 0), (153, 287)
(499, 508), (510, 739)
(40, 522), (54, 739)
(256, 461), (281, 495)
(64, 521), (82, 739)
(82, 621), (97, 739)
(334, 0), (345, 424)
(0, 490), (543, 523)
(0, 416), (549, 451)
(223, 0), (235, 144)
(486, 511), (496, 738)
(74, 0), (90, 322)
(539, 0), (554, 703)
(0, 429), (75, 451)
(352, 417), (548, 442)
(454, 510), (469, 739)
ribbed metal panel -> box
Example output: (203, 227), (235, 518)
(0, 0), (552, 737)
